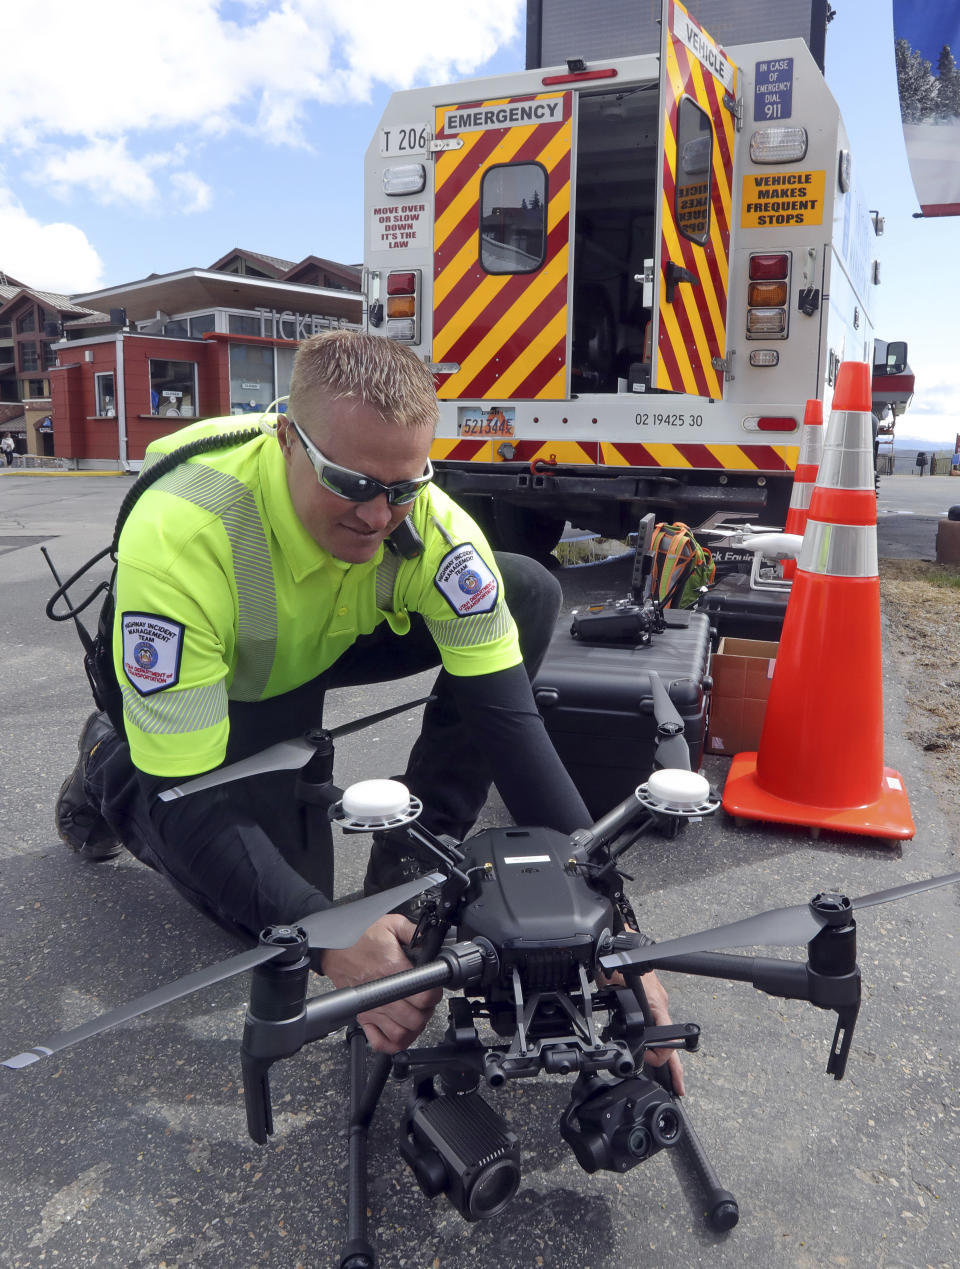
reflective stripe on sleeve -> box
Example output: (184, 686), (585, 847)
(376, 550), (402, 612)
(424, 605), (515, 650)
(150, 463), (278, 701)
(121, 679), (228, 735)
(798, 521), (878, 578)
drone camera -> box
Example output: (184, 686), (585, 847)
(561, 1074), (684, 1175)
(400, 1090), (521, 1221)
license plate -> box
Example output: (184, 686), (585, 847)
(457, 406), (516, 438)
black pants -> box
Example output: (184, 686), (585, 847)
(88, 552), (562, 939)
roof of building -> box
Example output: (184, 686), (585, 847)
(0, 285), (100, 319)
(72, 267), (361, 326)
(62, 310), (113, 329)
(207, 247), (299, 278)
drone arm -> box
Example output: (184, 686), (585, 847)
(636, 949), (861, 1080)
(302, 941), (486, 1044)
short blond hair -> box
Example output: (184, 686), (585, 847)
(288, 331), (438, 432)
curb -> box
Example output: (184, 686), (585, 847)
(2, 469), (128, 478)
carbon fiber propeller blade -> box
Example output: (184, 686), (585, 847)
(648, 670), (691, 771)
(159, 695), (433, 801)
(601, 871), (960, 972)
(3, 871), (445, 1069)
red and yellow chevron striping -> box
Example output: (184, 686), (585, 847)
(430, 438), (798, 472)
(657, 0), (736, 399)
(433, 93), (572, 401)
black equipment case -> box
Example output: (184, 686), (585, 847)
(532, 609), (713, 818)
(698, 573), (788, 641)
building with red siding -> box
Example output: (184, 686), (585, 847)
(46, 249), (361, 469)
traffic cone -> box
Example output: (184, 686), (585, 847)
(781, 398), (824, 580)
(722, 361), (914, 840)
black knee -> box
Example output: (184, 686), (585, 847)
(494, 551), (562, 674)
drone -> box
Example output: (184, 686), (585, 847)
(5, 680), (959, 1269)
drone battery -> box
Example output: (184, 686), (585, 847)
(699, 572), (788, 642)
(533, 610), (712, 817)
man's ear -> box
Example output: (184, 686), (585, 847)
(277, 418), (293, 457)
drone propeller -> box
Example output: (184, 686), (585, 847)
(3, 871), (445, 1070)
(158, 695), (432, 801)
(648, 670), (691, 772)
(601, 871), (960, 972)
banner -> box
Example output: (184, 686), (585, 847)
(894, 0), (960, 216)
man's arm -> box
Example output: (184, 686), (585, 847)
(445, 662), (592, 833)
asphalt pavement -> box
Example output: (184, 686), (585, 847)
(0, 472), (957, 1269)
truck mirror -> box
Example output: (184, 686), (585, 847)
(886, 340), (908, 375)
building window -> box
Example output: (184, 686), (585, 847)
(26, 379), (48, 398)
(17, 311), (36, 334)
(189, 313), (216, 337)
(674, 96), (713, 246)
(229, 313), (262, 336)
(20, 341), (39, 372)
(43, 343), (58, 370)
(149, 359), (198, 417)
(480, 163), (548, 274)
(95, 372), (116, 416)
(229, 343), (275, 413)
(276, 345), (296, 401)
(162, 318), (189, 338)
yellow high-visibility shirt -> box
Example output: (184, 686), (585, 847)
(114, 416), (520, 776)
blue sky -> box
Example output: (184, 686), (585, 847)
(1, 1), (956, 443)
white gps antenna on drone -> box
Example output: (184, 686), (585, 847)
(333, 779), (423, 832)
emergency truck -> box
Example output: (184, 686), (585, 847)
(362, 0), (884, 554)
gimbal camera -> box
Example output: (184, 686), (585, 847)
(5, 683), (958, 1269)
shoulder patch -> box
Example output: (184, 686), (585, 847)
(434, 543), (499, 616)
(121, 612), (185, 696)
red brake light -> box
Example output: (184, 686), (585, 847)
(749, 254), (789, 281)
(387, 273), (417, 295)
(757, 416), (797, 432)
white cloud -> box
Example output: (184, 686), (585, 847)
(170, 171), (214, 213)
(0, 2), (522, 147)
(0, 1), (521, 290)
(32, 139), (213, 213)
(0, 189), (104, 293)
(36, 140), (159, 207)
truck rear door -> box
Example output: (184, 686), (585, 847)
(653, 0), (738, 399)
(431, 92), (573, 400)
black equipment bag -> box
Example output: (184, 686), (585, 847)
(698, 572), (788, 642)
(532, 609), (713, 818)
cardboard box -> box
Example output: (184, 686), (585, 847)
(707, 637), (778, 756)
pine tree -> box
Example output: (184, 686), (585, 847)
(936, 44), (960, 118)
(896, 37), (938, 123)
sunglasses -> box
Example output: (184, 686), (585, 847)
(289, 418), (433, 506)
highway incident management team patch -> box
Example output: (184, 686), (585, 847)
(434, 544), (499, 616)
(121, 612), (185, 695)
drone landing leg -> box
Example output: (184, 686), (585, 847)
(624, 968), (739, 1234)
(340, 1028), (392, 1269)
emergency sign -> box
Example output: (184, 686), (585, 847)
(741, 171), (825, 227)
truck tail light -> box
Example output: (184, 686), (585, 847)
(746, 251), (790, 343)
(749, 127), (808, 163)
(385, 269), (420, 343)
(742, 415), (799, 432)
(749, 254), (789, 280)
(748, 281), (787, 306)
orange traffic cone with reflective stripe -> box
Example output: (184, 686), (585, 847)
(722, 361), (914, 840)
(781, 398), (824, 580)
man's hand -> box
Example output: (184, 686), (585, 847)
(636, 969), (686, 1097)
(318, 913), (442, 1053)
(598, 962), (686, 1097)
